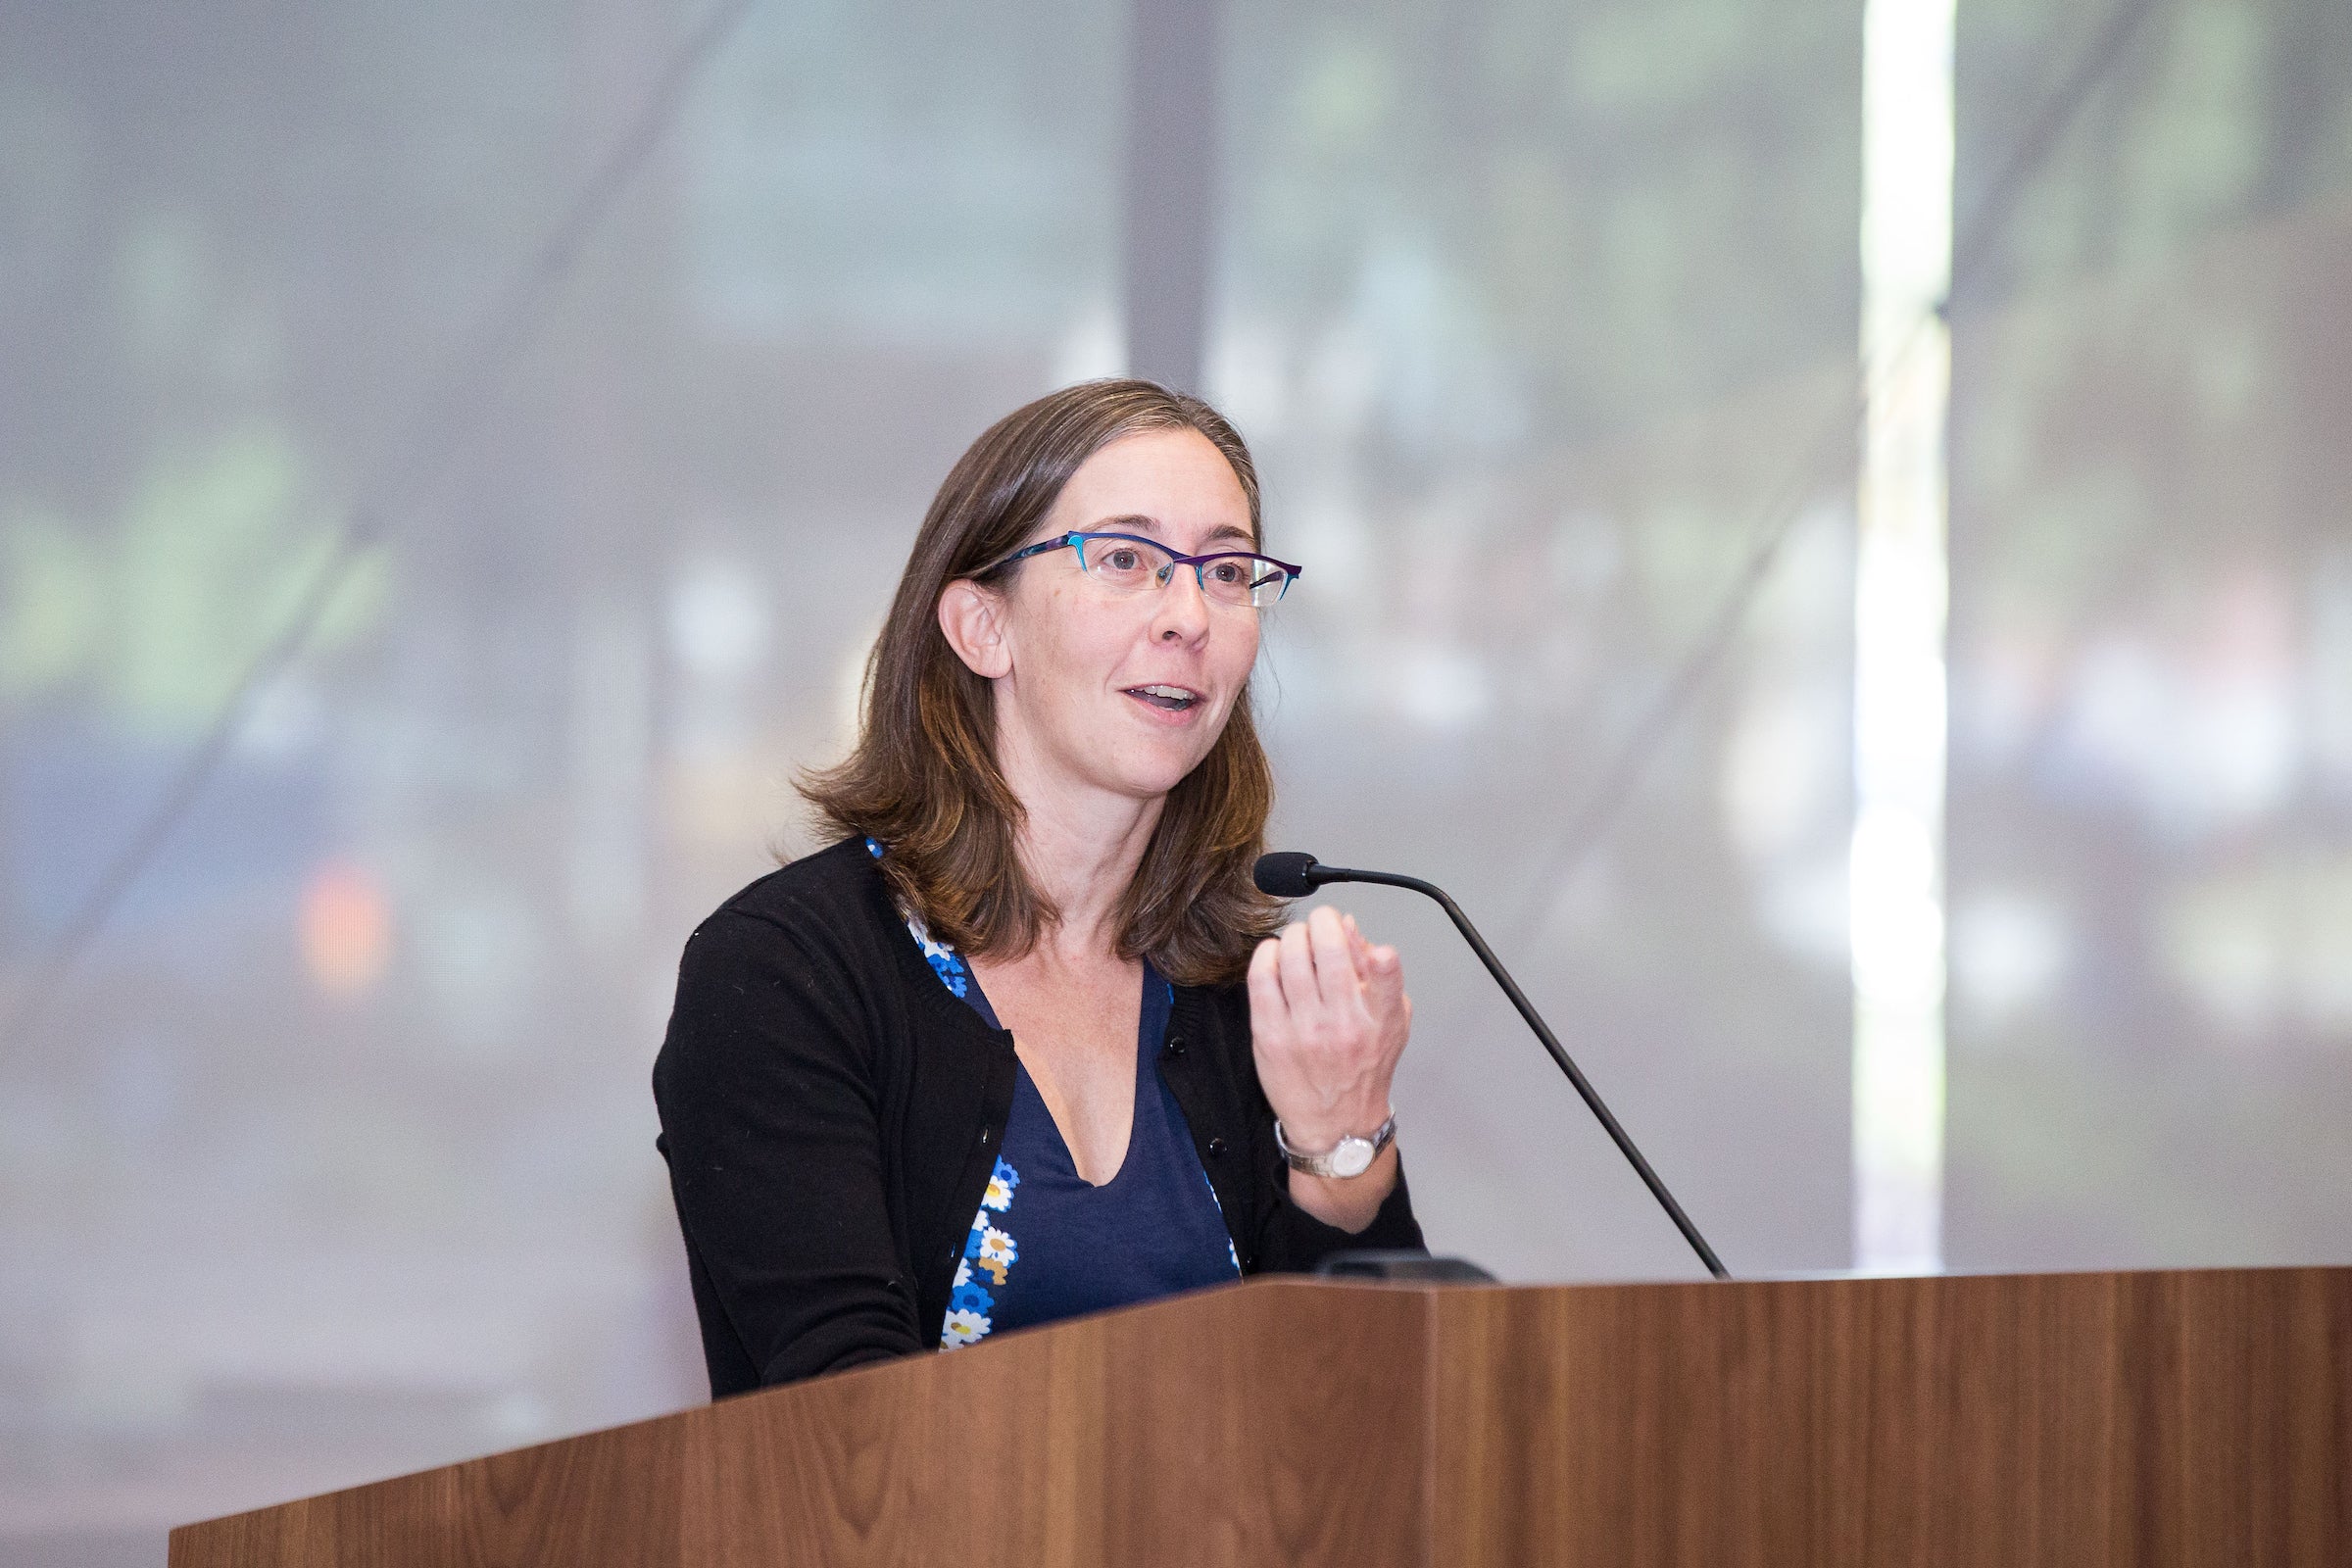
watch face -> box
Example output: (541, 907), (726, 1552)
(1331, 1136), (1375, 1179)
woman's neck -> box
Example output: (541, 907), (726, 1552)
(993, 727), (1161, 964)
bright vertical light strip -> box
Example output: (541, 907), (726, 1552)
(1854, 0), (1955, 1272)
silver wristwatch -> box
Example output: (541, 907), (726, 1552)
(1273, 1113), (1396, 1179)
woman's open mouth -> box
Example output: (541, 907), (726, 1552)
(1123, 684), (1200, 712)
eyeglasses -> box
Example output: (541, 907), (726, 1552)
(982, 531), (1301, 609)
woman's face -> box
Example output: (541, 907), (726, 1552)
(951, 427), (1261, 807)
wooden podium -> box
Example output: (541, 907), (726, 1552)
(172, 1267), (2348, 1566)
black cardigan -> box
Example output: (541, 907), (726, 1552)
(651, 834), (1425, 1396)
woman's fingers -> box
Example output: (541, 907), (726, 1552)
(1250, 909), (1411, 1149)
(1250, 940), (1289, 1034)
(1259, 908), (1405, 1057)
(1306, 906), (1357, 1012)
(1362, 940), (1406, 1023)
(1276, 918), (1319, 1025)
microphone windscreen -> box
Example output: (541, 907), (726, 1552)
(1252, 851), (1322, 898)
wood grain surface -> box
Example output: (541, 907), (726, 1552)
(170, 1279), (1431, 1568)
(1426, 1267), (2350, 1566)
(171, 1268), (2349, 1567)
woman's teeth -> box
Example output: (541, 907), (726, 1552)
(1127, 685), (1199, 710)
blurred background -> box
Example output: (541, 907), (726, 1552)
(3, 0), (2348, 1559)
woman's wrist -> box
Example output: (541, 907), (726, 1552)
(1273, 1105), (1394, 1156)
(1284, 1141), (1399, 1234)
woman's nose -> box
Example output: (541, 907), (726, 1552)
(1153, 568), (1212, 640)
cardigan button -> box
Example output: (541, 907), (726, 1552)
(1206, 1137), (1227, 1157)
(978, 1126), (992, 1146)
(1164, 1034), (1187, 1056)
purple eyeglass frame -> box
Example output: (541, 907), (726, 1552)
(980, 530), (1302, 603)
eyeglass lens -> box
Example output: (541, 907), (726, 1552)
(1077, 536), (1290, 607)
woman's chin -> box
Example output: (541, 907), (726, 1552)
(1096, 700), (1224, 784)
(1093, 745), (1213, 803)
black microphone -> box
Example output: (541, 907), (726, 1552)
(1253, 852), (1730, 1280)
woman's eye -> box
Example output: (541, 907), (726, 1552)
(1102, 549), (1143, 572)
(1206, 560), (1247, 585)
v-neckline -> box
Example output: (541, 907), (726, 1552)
(998, 962), (1166, 1191)
(1014, 1046), (1142, 1191)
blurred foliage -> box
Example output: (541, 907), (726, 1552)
(1945, 0), (2352, 1269)
(1229, 0), (1863, 453)
(1952, 0), (2352, 622)
(1960, 0), (2352, 294)
(0, 428), (389, 734)
(690, 0), (1114, 343)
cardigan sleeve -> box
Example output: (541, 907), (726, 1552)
(652, 906), (925, 1393)
(1252, 1155), (1426, 1271)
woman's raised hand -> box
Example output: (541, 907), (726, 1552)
(1246, 905), (1410, 1159)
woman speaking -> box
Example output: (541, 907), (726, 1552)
(653, 379), (1423, 1395)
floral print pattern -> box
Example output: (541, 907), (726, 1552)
(869, 837), (1025, 1349)
(942, 1155), (1022, 1348)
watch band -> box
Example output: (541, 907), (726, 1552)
(1273, 1113), (1397, 1179)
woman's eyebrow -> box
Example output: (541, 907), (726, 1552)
(1091, 514), (1257, 547)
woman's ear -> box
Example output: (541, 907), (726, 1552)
(938, 577), (1013, 679)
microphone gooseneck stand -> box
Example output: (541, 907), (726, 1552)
(1254, 852), (1731, 1281)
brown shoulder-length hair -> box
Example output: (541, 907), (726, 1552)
(797, 378), (1285, 987)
